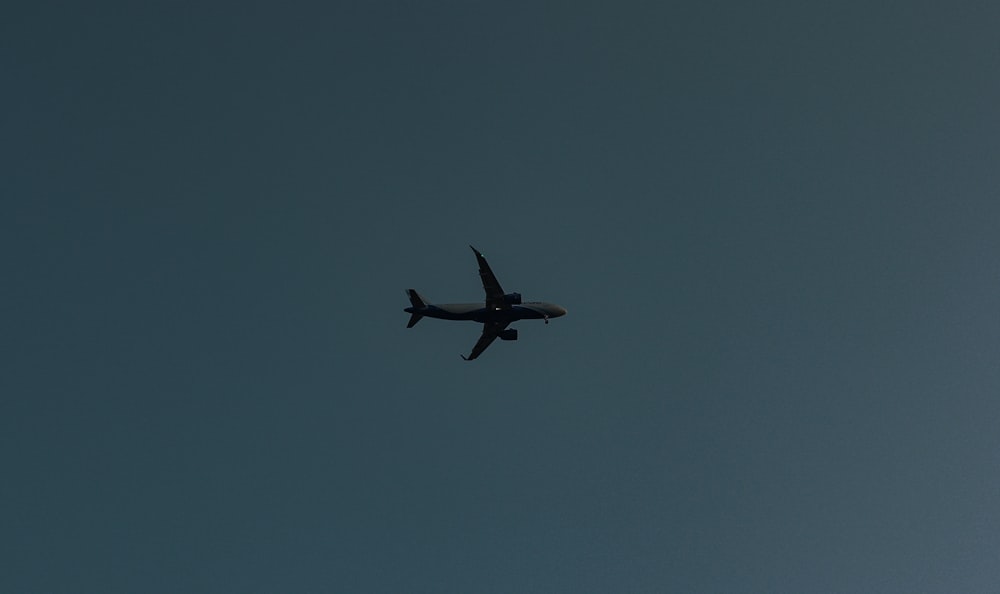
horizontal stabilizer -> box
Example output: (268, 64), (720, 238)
(406, 313), (423, 328)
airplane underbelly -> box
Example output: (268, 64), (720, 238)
(432, 303), (487, 320)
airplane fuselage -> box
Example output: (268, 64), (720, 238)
(405, 302), (567, 324)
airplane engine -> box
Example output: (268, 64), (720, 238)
(499, 329), (518, 341)
(503, 292), (522, 305)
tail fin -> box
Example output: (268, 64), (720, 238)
(407, 289), (428, 309)
(405, 289), (428, 328)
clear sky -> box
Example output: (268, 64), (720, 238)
(3, 2), (1000, 592)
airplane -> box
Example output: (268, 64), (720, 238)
(404, 245), (567, 361)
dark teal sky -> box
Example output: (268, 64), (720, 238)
(4, 2), (1000, 592)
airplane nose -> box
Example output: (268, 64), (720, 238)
(554, 305), (567, 317)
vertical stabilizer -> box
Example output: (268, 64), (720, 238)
(406, 289), (428, 309)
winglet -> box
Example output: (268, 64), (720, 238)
(460, 354), (471, 361)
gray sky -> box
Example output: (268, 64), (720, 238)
(3, 2), (1000, 592)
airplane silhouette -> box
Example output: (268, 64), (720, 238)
(404, 245), (567, 360)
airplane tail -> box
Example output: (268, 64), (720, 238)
(407, 289), (428, 309)
(406, 289), (428, 328)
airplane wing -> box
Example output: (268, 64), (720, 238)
(470, 245), (507, 309)
(461, 321), (509, 361)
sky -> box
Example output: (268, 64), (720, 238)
(3, 2), (1000, 592)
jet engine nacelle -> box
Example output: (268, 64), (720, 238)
(499, 329), (518, 341)
(503, 292), (522, 305)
